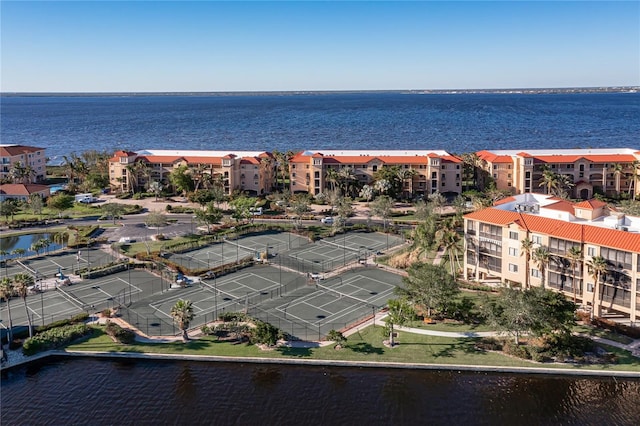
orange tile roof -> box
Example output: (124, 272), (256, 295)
(544, 200), (576, 214)
(533, 154), (636, 164)
(465, 208), (640, 253)
(476, 150), (512, 163)
(240, 158), (260, 165)
(0, 184), (50, 196)
(574, 199), (607, 210)
(0, 145), (43, 156)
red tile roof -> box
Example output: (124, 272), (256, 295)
(574, 199), (607, 210)
(464, 208), (640, 253)
(0, 184), (50, 196)
(0, 145), (44, 156)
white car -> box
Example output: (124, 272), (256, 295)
(310, 272), (324, 280)
(320, 216), (334, 224)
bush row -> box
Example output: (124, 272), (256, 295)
(104, 321), (136, 344)
(35, 312), (89, 334)
(22, 324), (93, 356)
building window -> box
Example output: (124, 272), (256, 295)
(587, 247), (596, 257)
(531, 269), (540, 278)
(509, 231), (519, 240)
(587, 283), (594, 292)
(372, 165), (378, 172)
(508, 247), (518, 256)
(508, 264), (518, 273)
(532, 235), (542, 245)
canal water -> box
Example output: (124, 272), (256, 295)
(2, 357), (639, 425)
(0, 233), (64, 259)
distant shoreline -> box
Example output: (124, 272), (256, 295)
(1, 87), (638, 97)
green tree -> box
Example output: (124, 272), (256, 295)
(610, 163), (624, 197)
(149, 181), (163, 201)
(28, 193), (44, 217)
(194, 202), (223, 233)
(229, 195), (255, 223)
(170, 299), (195, 342)
(370, 195), (394, 232)
(47, 193), (74, 217)
(326, 329), (347, 347)
(289, 197), (309, 230)
(13, 273), (35, 338)
(587, 255), (608, 320)
(539, 167), (559, 195)
(145, 211), (168, 235)
(101, 203), (126, 224)
(482, 288), (533, 345)
(385, 298), (413, 347)
(168, 164), (195, 196)
(252, 321), (280, 346)
(0, 199), (19, 221)
(398, 263), (459, 318)
(0, 278), (15, 342)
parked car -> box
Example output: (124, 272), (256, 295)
(310, 272), (324, 280)
(320, 216), (334, 224)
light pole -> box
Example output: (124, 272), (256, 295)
(207, 251), (211, 270)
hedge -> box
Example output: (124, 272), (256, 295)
(22, 324), (93, 356)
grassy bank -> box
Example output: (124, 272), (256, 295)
(65, 325), (640, 372)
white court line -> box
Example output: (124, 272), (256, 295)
(115, 277), (143, 293)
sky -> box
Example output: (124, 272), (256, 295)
(1, 1), (638, 92)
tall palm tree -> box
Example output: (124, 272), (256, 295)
(520, 238), (534, 289)
(0, 278), (14, 342)
(587, 256), (608, 320)
(567, 246), (583, 303)
(325, 167), (339, 192)
(125, 163), (139, 194)
(170, 299), (195, 342)
(539, 167), (559, 195)
(628, 160), (640, 200)
(532, 246), (551, 289)
(610, 163), (624, 198)
(396, 167), (417, 200)
(13, 273), (34, 338)
(438, 228), (461, 276)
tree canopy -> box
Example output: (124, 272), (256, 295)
(397, 263), (459, 318)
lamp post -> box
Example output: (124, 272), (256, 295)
(213, 273), (218, 320)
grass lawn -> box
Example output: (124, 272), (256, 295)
(403, 319), (496, 333)
(574, 324), (635, 345)
(64, 324), (640, 372)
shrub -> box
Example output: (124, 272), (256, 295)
(22, 324), (93, 355)
(104, 321), (136, 344)
(503, 340), (531, 360)
(591, 317), (640, 339)
(219, 311), (247, 322)
(102, 308), (112, 317)
(165, 204), (172, 211)
(251, 321), (280, 346)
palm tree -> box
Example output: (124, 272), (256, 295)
(0, 278), (14, 342)
(325, 167), (339, 192)
(520, 238), (534, 289)
(532, 246), (551, 289)
(567, 246), (583, 303)
(13, 273), (34, 338)
(170, 299), (195, 342)
(125, 163), (139, 194)
(629, 160), (640, 200)
(385, 298), (413, 347)
(539, 167), (559, 195)
(610, 163), (624, 198)
(587, 256), (608, 320)
(396, 167), (417, 200)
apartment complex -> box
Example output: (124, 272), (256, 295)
(108, 149), (275, 196)
(0, 144), (47, 183)
(289, 150), (462, 196)
(476, 148), (640, 199)
(464, 193), (640, 324)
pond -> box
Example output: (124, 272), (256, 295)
(0, 233), (65, 259)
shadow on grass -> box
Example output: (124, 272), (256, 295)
(348, 342), (384, 355)
(276, 346), (313, 357)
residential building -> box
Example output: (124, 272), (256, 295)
(289, 150), (462, 196)
(0, 183), (50, 201)
(476, 148), (640, 199)
(463, 193), (640, 324)
(0, 144), (47, 183)
(108, 149), (275, 196)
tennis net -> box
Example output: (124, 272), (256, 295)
(318, 239), (362, 255)
(223, 238), (261, 256)
(314, 281), (374, 307)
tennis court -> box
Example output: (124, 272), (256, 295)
(162, 231), (311, 273)
(284, 231), (405, 273)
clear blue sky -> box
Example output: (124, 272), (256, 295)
(1, 1), (638, 92)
